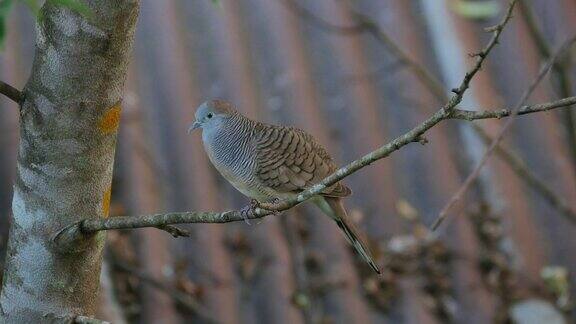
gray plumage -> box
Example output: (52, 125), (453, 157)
(190, 99), (380, 274)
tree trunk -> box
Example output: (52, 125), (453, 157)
(0, 1), (139, 322)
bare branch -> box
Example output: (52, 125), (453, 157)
(0, 80), (23, 104)
(318, 0), (576, 226)
(518, 0), (576, 182)
(81, 210), (266, 231)
(517, 0), (552, 59)
(433, 36), (576, 230)
(52, 95), (576, 244)
(451, 96), (576, 120)
(473, 129), (576, 224)
(52, 1), (576, 244)
(444, 0), (517, 104)
(260, 0), (519, 211)
(341, 1), (448, 101)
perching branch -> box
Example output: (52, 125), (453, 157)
(52, 0), (576, 246)
(0, 80), (23, 104)
(54, 96), (576, 245)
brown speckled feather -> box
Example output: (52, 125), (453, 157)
(254, 124), (351, 197)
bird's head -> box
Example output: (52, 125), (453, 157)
(189, 99), (236, 133)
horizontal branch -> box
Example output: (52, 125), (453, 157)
(51, 95), (576, 248)
(451, 96), (576, 120)
(0, 80), (23, 104)
(82, 210), (267, 231)
(52, 1), (576, 247)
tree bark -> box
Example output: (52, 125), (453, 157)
(0, 1), (139, 322)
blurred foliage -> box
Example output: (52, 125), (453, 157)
(541, 266), (571, 310)
(0, 0), (91, 49)
(0, 0), (13, 49)
(450, 0), (501, 20)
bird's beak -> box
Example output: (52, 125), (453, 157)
(188, 121), (201, 134)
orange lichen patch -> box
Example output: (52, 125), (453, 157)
(99, 103), (122, 134)
(102, 185), (112, 218)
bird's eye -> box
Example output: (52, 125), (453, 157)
(207, 113), (213, 119)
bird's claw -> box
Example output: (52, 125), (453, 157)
(240, 205), (255, 225)
(240, 198), (282, 225)
(250, 199), (260, 209)
(261, 198), (282, 216)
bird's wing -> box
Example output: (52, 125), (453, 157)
(254, 125), (351, 197)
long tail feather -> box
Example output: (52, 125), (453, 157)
(317, 197), (381, 274)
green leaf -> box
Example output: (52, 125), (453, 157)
(451, 0), (500, 20)
(211, 0), (221, 8)
(0, 0), (13, 50)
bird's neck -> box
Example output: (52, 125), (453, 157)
(203, 113), (257, 172)
(214, 113), (256, 141)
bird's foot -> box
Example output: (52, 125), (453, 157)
(240, 204), (255, 225)
(258, 198), (282, 216)
(270, 198), (282, 216)
(250, 199), (260, 209)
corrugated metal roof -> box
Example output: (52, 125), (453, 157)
(1, 0), (576, 323)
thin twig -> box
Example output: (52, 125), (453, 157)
(282, 0), (447, 99)
(432, 36), (576, 230)
(517, 0), (552, 58)
(473, 129), (576, 224)
(445, 0), (517, 105)
(451, 96), (576, 120)
(518, 0), (576, 181)
(342, 1), (448, 101)
(0, 80), (23, 104)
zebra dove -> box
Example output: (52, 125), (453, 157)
(189, 100), (380, 274)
